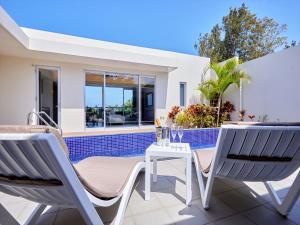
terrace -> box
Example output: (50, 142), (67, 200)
(0, 3), (300, 225)
(1, 158), (299, 225)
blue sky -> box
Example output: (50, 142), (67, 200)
(0, 0), (299, 55)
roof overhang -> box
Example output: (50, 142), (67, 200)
(0, 7), (185, 73)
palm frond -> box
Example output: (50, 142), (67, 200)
(198, 80), (218, 101)
(200, 57), (251, 98)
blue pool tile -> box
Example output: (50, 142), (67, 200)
(64, 128), (219, 162)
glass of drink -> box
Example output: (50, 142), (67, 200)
(171, 124), (177, 143)
(178, 126), (184, 144)
(156, 127), (162, 145)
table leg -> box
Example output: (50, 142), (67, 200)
(153, 157), (157, 182)
(145, 154), (151, 201)
(186, 155), (192, 205)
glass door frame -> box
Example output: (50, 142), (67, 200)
(35, 65), (61, 126)
(139, 75), (156, 125)
(84, 70), (156, 130)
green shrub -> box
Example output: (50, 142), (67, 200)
(168, 101), (235, 128)
(175, 112), (192, 128)
(185, 104), (217, 128)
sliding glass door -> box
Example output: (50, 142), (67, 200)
(85, 72), (104, 127)
(105, 74), (139, 127)
(85, 72), (155, 128)
(140, 77), (155, 125)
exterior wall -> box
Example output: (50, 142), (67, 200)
(0, 55), (208, 132)
(224, 45), (300, 122)
(0, 56), (36, 125)
(156, 56), (209, 123)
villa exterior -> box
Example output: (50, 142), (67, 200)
(0, 7), (209, 133)
(1, 5), (300, 134)
(1, 5), (300, 225)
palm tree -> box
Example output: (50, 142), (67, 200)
(198, 58), (250, 125)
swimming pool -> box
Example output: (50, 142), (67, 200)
(64, 128), (219, 162)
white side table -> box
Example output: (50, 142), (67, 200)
(145, 143), (192, 205)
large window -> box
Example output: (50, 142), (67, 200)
(85, 72), (155, 128)
(105, 74), (139, 127)
(85, 73), (104, 127)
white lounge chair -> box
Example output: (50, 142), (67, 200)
(0, 125), (145, 225)
(193, 124), (300, 216)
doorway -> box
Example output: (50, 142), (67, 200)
(37, 67), (59, 125)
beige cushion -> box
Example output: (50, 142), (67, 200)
(195, 150), (215, 173)
(0, 125), (142, 198)
(74, 156), (142, 198)
(0, 125), (68, 156)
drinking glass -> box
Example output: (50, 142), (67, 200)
(178, 126), (183, 143)
(155, 127), (162, 146)
(170, 124), (177, 143)
(162, 127), (170, 147)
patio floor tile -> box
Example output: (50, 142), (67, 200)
(165, 202), (210, 225)
(213, 214), (256, 225)
(243, 205), (297, 225)
(216, 189), (262, 212)
(154, 190), (186, 208)
(122, 217), (136, 225)
(194, 197), (237, 221)
(0, 158), (299, 225)
(132, 209), (173, 225)
(129, 190), (163, 216)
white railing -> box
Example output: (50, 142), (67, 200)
(27, 111), (62, 135)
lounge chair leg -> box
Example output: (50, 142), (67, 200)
(114, 164), (143, 225)
(193, 152), (215, 209)
(264, 171), (300, 216)
(113, 192), (130, 225)
(24, 204), (46, 225)
(202, 174), (215, 209)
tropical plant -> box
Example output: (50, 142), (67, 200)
(175, 112), (192, 128)
(248, 114), (255, 121)
(168, 101), (236, 128)
(239, 109), (246, 121)
(220, 101), (235, 122)
(168, 106), (181, 122)
(198, 58), (250, 125)
(124, 99), (134, 117)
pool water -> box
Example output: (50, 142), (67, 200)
(64, 128), (219, 162)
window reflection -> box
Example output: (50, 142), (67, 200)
(85, 72), (155, 128)
(105, 74), (139, 126)
(85, 73), (104, 127)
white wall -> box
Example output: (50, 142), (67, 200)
(224, 45), (300, 122)
(0, 56), (36, 125)
(0, 55), (209, 132)
(156, 56), (209, 122)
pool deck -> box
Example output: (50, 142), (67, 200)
(1, 158), (299, 225)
